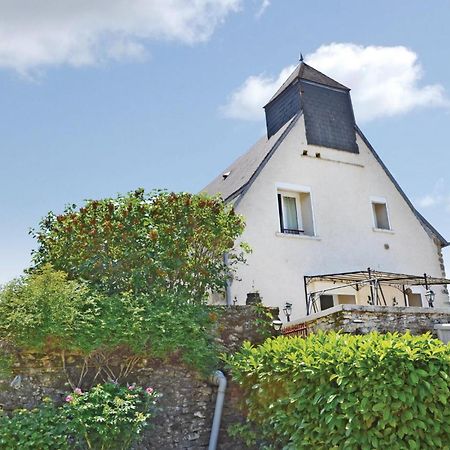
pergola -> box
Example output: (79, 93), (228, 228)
(304, 268), (450, 315)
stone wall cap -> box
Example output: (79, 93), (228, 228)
(434, 324), (450, 330)
(285, 304), (450, 329)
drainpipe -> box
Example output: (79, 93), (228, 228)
(208, 370), (227, 450)
(223, 253), (232, 306)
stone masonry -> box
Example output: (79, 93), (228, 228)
(0, 306), (275, 450)
(283, 304), (450, 336)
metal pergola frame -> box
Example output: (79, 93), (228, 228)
(304, 267), (450, 315)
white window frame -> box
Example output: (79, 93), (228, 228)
(275, 183), (317, 236)
(370, 196), (392, 231)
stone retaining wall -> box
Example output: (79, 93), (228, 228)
(0, 306), (274, 450)
(283, 304), (450, 336)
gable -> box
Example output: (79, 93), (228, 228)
(202, 118), (447, 248)
(356, 126), (448, 247)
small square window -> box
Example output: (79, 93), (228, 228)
(319, 295), (334, 310)
(372, 200), (390, 230)
(277, 189), (315, 236)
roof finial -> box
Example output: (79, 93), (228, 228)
(299, 52), (304, 63)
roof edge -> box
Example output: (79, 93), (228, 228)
(264, 62), (350, 108)
(226, 113), (301, 205)
(355, 125), (449, 248)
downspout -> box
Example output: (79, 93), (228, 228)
(223, 253), (232, 306)
(208, 370), (227, 450)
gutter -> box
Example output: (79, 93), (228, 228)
(208, 370), (227, 450)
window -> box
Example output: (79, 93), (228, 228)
(371, 198), (390, 230)
(277, 189), (315, 236)
(337, 294), (356, 305)
(319, 295), (334, 311)
(407, 293), (422, 307)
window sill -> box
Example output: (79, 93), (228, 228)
(275, 232), (321, 241)
(372, 227), (395, 234)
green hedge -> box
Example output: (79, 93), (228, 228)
(227, 332), (450, 449)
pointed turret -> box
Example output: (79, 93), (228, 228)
(264, 62), (358, 153)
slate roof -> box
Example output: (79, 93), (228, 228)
(266, 62), (349, 106)
(202, 115), (299, 202)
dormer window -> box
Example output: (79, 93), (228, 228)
(277, 186), (315, 236)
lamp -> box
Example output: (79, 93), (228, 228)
(425, 289), (435, 308)
(272, 319), (283, 332)
(283, 302), (293, 322)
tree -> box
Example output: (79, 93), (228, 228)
(31, 189), (247, 301)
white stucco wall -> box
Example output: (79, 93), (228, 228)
(229, 116), (449, 320)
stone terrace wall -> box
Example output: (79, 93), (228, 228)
(0, 306), (275, 450)
(283, 304), (450, 336)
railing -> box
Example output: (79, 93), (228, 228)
(282, 228), (304, 235)
(282, 322), (308, 338)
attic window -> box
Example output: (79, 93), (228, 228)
(371, 198), (391, 230)
(277, 188), (315, 236)
(222, 171), (231, 180)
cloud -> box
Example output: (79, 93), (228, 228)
(222, 43), (448, 122)
(221, 65), (296, 120)
(0, 0), (241, 74)
(417, 178), (450, 212)
(255, 0), (271, 18)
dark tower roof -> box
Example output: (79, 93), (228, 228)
(263, 62), (358, 152)
(266, 62), (349, 106)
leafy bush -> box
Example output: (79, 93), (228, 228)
(31, 189), (247, 301)
(0, 384), (158, 450)
(0, 265), (219, 372)
(0, 264), (99, 351)
(65, 383), (158, 450)
(227, 332), (450, 450)
(0, 399), (70, 449)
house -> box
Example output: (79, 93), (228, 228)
(203, 62), (449, 321)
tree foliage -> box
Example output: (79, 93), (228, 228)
(0, 264), (95, 351)
(31, 189), (247, 301)
(0, 265), (220, 372)
(227, 332), (450, 450)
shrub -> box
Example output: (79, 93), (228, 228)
(0, 399), (70, 449)
(227, 332), (450, 450)
(0, 384), (158, 450)
(0, 266), (219, 373)
(31, 189), (247, 300)
(65, 383), (158, 450)
(0, 264), (99, 351)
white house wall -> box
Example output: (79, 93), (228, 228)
(230, 116), (448, 319)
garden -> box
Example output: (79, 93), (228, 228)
(1, 188), (450, 449)
(0, 189), (247, 449)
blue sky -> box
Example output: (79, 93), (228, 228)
(1, 0), (449, 284)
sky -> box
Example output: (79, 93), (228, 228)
(0, 0), (449, 284)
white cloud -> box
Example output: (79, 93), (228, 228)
(221, 65), (295, 120)
(255, 0), (270, 18)
(0, 0), (241, 74)
(222, 43), (448, 122)
(417, 178), (450, 212)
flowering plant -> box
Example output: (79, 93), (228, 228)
(65, 383), (158, 450)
